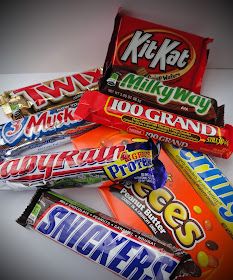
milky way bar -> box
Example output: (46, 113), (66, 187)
(100, 67), (224, 126)
(0, 140), (165, 190)
(17, 189), (200, 280)
(0, 102), (98, 161)
(0, 68), (102, 120)
(75, 90), (233, 159)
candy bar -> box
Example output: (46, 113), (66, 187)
(99, 146), (233, 280)
(74, 90), (233, 159)
(17, 189), (200, 280)
(0, 68), (102, 120)
(163, 144), (233, 238)
(0, 102), (98, 161)
(0, 139), (165, 190)
(104, 11), (212, 93)
(100, 66), (224, 126)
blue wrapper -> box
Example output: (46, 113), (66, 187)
(0, 102), (98, 161)
(17, 190), (198, 279)
(102, 139), (167, 190)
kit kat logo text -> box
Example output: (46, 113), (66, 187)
(11, 68), (102, 110)
(117, 30), (195, 80)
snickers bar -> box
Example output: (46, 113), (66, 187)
(17, 189), (200, 280)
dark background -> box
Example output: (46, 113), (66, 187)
(1, 0), (233, 74)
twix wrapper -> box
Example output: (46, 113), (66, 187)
(0, 68), (102, 120)
(104, 11), (212, 93)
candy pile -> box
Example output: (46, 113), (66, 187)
(1, 10), (233, 280)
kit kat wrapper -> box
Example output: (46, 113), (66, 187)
(16, 189), (200, 280)
(103, 11), (212, 93)
(74, 90), (233, 159)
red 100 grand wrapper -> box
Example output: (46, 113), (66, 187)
(75, 91), (233, 159)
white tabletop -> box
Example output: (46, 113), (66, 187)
(0, 69), (232, 280)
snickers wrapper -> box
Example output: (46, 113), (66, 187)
(17, 189), (200, 280)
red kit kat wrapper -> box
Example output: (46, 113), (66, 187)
(103, 11), (212, 93)
(74, 90), (233, 159)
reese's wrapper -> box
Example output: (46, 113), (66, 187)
(0, 68), (102, 120)
(99, 147), (233, 280)
(103, 11), (212, 93)
(100, 66), (224, 126)
(0, 139), (166, 190)
(74, 90), (233, 159)
(17, 189), (200, 280)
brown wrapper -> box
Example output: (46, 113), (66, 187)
(99, 66), (224, 126)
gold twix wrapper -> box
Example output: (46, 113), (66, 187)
(0, 67), (102, 120)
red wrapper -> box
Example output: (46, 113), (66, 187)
(75, 90), (233, 159)
(104, 11), (213, 93)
